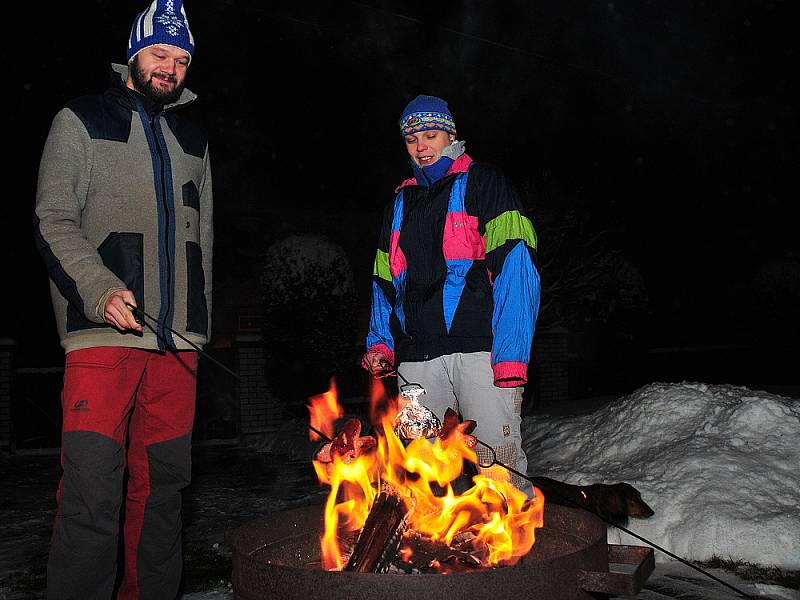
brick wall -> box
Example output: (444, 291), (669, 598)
(232, 328), (570, 433)
(235, 334), (283, 435)
(0, 339), (15, 450)
(533, 327), (569, 406)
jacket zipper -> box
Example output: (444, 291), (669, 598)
(150, 112), (174, 348)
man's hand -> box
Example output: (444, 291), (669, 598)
(361, 349), (393, 377)
(104, 290), (143, 332)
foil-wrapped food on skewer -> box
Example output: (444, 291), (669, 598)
(390, 370), (480, 446)
(393, 381), (443, 440)
(393, 397), (442, 440)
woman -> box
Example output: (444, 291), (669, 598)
(363, 94), (541, 494)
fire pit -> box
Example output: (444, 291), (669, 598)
(225, 501), (654, 600)
(227, 382), (654, 598)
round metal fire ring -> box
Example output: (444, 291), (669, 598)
(225, 502), (652, 600)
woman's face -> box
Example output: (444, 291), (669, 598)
(404, 130), (453, 167)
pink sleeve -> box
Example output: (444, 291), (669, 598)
(366, 343), (395, 366)
(492, 361), (528, 387)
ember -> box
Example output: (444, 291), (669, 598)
(308, 380), (545, 572)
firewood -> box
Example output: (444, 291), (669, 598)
(390, 530), (483, 573)
(344, 492), (408, 573)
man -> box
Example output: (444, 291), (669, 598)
(34, 1), (212, 598)
(363, 95), (540, 493)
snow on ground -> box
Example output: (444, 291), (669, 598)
(636, 560), (799, 600)
(522, 381), (800, 572)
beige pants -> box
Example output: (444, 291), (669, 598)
(399, 351), (531, 495)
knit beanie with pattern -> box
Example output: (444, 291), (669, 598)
(127, 0), (195, 63)
(399, 95), (457, 137)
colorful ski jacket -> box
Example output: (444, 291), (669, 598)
(366, 154), (540, 386)
(34, 64), (213, 353)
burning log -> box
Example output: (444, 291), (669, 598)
(344, 491), (408, 573)
(313, 419), (407, 573)
(389, 530), (483, 574)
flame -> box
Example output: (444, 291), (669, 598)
(311, 378), (545, 571)
(368, 374), (393, 425)
(308, 379), (343, 441)
(314, 448), (378, 570)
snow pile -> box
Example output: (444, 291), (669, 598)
(522, 382), (800, 569)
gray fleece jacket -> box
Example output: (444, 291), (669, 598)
(34, 64), (213, 353)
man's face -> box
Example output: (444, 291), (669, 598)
(128, 44), (190, 104)
(404, 129), (453, 167)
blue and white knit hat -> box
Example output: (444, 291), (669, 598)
(127, 0), (195, 63)
(399, 95), (457, 137)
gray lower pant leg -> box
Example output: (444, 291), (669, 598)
(47, 431), (124, 600)
(399, 352), (531, 495)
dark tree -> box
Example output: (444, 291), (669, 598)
(260, 234), (359, 407)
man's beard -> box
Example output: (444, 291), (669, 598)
(130, 58), (185, 104)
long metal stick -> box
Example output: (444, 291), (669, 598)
(309, 424), (332, 443)
(472, 441), (754, 598)
(125, 303), (241, 381)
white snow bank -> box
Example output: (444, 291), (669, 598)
(522, 382), (800, 569)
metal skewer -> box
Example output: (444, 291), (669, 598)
(125, 303), (241, 381)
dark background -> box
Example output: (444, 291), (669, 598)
(5, 1), (799, 400)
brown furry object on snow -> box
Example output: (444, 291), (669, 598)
(532, 476), (655, 526)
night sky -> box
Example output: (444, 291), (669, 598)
(6, 1), (798, 392)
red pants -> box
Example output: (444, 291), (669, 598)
(47, 347), (197, 600)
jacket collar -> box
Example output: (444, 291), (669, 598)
(109, 63), (197, 112)
(395, 152), (474, 192)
